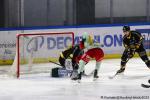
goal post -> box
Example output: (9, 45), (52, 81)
(11, 32), (74, 78)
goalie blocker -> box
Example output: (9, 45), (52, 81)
(51, 67), (72, 77)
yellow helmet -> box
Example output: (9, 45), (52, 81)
(88, 35), (93, 45)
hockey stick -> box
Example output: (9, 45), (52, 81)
(108, 72), (119, 79)
(49, 59), (94, 77)
(108, 56), (131, 79)
(141, 84), (150, 88)
(141, 79), (150, 88)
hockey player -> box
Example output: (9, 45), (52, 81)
(72, 32), (104, 81)
(50, 39), (86, 78)
(116, 25), (150, 75)
(51, 44), (84, 78)
(59, 42), (84, 70)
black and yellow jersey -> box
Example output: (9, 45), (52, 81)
(123, 31), (143, 49)
(60, 44), (83, 59)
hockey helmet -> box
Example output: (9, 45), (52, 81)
(82, 32), (93, 44)
(82, 32), (88, 42)
(123, 25), (130, 32)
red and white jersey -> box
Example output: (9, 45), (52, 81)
(80, 48), (104, 63)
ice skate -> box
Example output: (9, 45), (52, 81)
(71, 72), (82, 82)
(70, 70), (78, 80)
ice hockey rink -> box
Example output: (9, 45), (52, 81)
(0, 58), (150, 100)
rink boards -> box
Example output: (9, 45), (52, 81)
(0, 23), (149, 65)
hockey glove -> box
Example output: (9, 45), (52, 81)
(135, 43), (140, 49)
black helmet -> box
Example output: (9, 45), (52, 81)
(123, 25), (130, 32)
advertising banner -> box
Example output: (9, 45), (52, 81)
(0, 24), (149, 65)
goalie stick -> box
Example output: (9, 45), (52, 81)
(49, 60), (62, 67)
(49, 54), (72, 67)
(141, 79), (150, 88)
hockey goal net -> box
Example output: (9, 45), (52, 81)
(11, 32), (74, 78)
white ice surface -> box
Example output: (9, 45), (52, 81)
(0, 58), (150, 100)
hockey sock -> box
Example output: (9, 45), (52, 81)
(78, 60), (86, 74)
(95, 61), (101, 71)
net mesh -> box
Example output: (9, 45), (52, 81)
(11, 32), (74, 78)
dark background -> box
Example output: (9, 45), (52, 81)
(0, 0), (150, 28)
